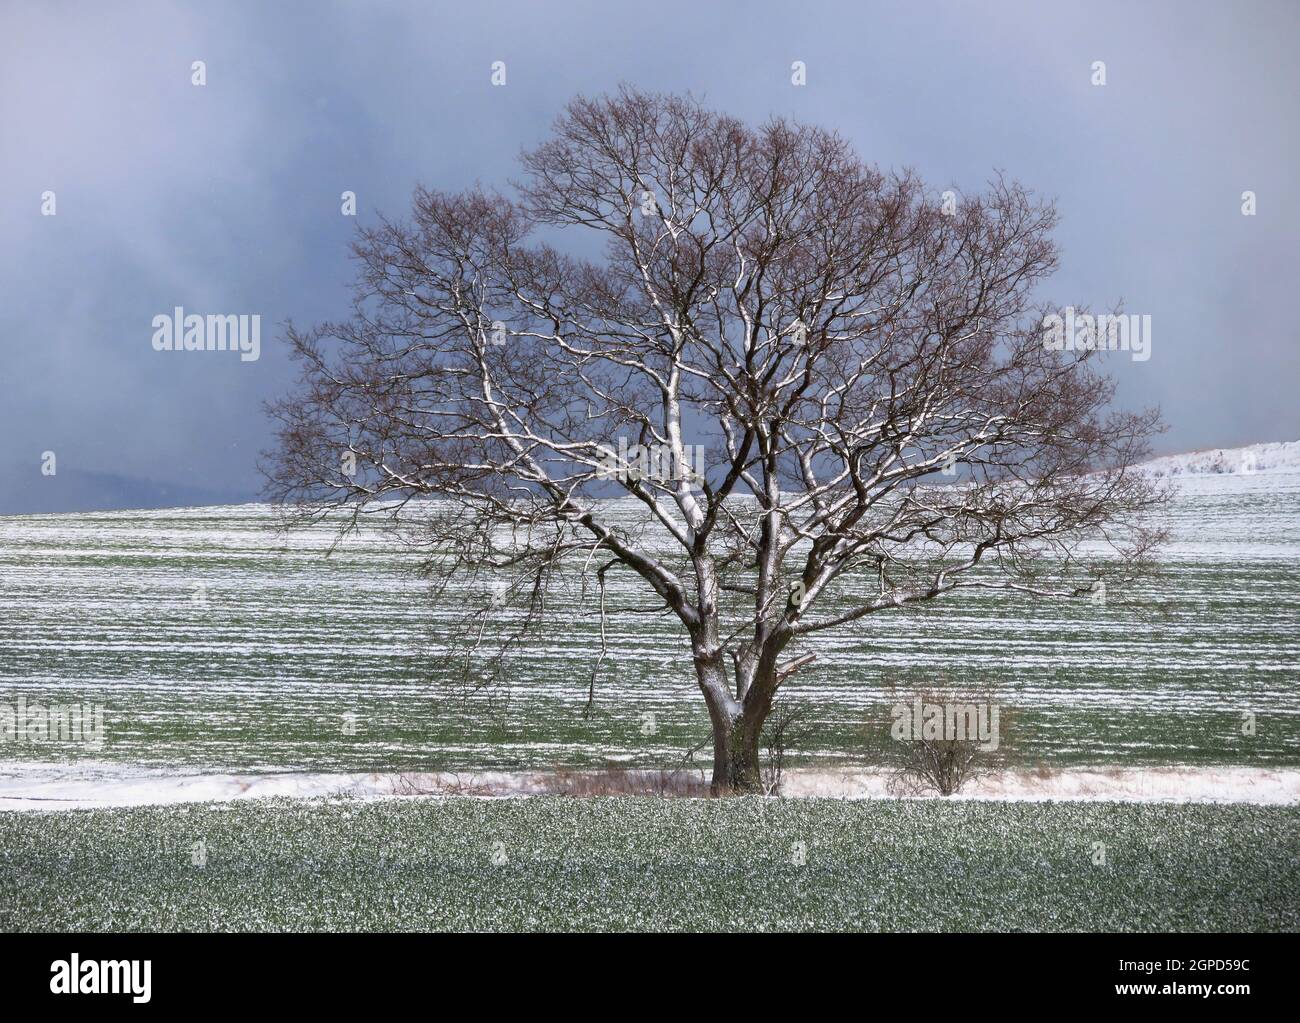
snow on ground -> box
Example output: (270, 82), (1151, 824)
(2, 445), (1297, 813)
(1137, 439), (1300, 477)
(1, 764), (1297, 809)
(782, 766), (1300, 804)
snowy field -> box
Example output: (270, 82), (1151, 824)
(0, 449), (1297, 803)
(1, 448), (1298, 932)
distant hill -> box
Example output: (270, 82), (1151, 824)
(1137, 440), (1300, 477)
(0, 466), (257, 516)
(5, 441), (1296, 516)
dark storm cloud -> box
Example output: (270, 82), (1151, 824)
(1, 0), (1296, 513)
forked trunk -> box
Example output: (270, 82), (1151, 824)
(699, 668), (773, 794)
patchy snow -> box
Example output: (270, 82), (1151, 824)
(1137, 439), (1300, 477)
(1, 764), (1296, 810)
(781, 766), (1300, 804)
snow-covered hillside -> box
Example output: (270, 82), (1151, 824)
(1138, 440), (1300, 477)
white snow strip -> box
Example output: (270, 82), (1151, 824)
(0, 765), (1296, 810)
(781, 766), (1300, 804)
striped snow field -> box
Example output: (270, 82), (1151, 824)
(0, 472), (1297, 784)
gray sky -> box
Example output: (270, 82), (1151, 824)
(2, 0), (1297, 513)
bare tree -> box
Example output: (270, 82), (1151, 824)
(263, 87), (1166, 794)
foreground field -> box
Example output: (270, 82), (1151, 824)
(2, 797), (1297, 931)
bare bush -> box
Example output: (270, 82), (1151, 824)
(762, 699), (812, 795)
(882, 680), (1010, 796)
(888, 731), (985, 796)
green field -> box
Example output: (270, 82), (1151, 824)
(1, 472), (1298, 781)
(1, 797), (1296, 931)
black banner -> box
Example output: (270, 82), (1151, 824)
(0, 933), (1282, 1011)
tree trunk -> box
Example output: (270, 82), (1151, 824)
(696, 641), (778, 794)
(713, 710), (765, 794)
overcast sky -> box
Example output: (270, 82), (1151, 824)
(2, 0), (1297, 513)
